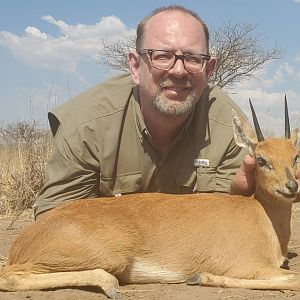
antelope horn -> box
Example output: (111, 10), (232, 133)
(285, 95), (291, 139)
(249, 99), (264, 142)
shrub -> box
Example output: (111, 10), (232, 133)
(0, 121), (52, 218)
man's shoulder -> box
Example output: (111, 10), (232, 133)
(206, 84), (246, 127)
(49, 73), (134, 136)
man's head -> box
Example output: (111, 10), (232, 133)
(135, 6), (210, 53)
(129, 5), (216, 117)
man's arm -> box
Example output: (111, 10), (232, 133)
(33, 126), (100, 219)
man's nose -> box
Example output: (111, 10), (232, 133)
(168, 58), (188, 77)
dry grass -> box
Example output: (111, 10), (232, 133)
(0, 121), (52, 220)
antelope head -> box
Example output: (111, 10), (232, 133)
(232, 97), (300, 204)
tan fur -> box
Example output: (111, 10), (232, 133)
(1, 113), (300, 299)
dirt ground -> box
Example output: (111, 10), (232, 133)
(1, 205), (300, 300)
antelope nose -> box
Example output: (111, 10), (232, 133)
(285, 167), (299, 193)
(286, 180), (299, 193)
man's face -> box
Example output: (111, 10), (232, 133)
(130, 11), (215, 117)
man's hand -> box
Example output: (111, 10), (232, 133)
(230, 154), (256, 196)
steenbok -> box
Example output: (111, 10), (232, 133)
(0, 98), (299, 299)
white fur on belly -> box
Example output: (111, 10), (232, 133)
(122, 259), (185, 283)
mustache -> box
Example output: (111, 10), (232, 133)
(159, 78), (193, 89)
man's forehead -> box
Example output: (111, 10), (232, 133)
(147, 10), (201, 27)
(144, 11), (205, 40)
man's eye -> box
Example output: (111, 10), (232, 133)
(154, 54), (172, 61)
(185, 56), (201, 64)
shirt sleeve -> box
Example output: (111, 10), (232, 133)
(33, 125), (100, 218)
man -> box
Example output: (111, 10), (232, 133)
(33, 5), (255, 218)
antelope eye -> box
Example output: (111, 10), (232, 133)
(256, 156), (267, 167)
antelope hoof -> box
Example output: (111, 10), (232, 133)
(105, 287), (121, 299)
(186, 273), (201, 285)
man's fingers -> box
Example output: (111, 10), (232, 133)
(243, 154), (256, 173)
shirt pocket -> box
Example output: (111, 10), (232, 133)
(196, 166), (216, 192)
(100, 171), (142, 196)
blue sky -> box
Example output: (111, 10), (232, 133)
(0, 0), (300, 135)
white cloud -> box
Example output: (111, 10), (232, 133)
(0, 15), (135, 75)
(273, 62), (295, 83)
(294, 0), (300, 3)
(25, 26), (47, 39)
(229, 75), (300, 136)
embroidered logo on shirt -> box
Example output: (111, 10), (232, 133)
(194, 159), (210, 167)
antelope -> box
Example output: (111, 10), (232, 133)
(0, 99), (300, 299)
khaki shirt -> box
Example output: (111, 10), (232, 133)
(33, 73), (248, 217)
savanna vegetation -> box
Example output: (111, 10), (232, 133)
(0, 121), (52, 221)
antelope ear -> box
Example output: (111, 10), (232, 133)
(232, 109), (258, 156)
(291, 128), (300, 148)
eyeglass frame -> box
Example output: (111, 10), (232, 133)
(138, 48), (211, 73)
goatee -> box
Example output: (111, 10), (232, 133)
(153, 78), (197, 116)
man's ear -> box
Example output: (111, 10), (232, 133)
(128, 50), (140, 85)
(205, 57), (216, 79)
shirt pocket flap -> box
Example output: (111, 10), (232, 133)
(114, 172), (142, 194)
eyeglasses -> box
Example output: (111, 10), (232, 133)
(138, 49), (211, 73)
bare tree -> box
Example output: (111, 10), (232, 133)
(99, 35), (136, 72)
(209, 21), (281, 89)
(98, 21), (281, 89)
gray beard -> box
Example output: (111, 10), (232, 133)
(153, 78), (198, 116)
(153, 92), (196, 116)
